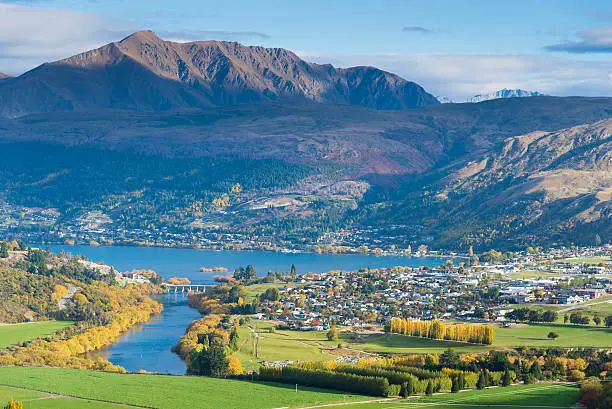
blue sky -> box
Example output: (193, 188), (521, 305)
(1, 0), (612, 99)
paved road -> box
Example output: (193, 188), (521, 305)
(557, 299), (611, 313)
(58, 285), (78, 311)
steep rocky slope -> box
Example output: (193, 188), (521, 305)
(0, 31), (438, 118)
(414, 120), (612, 247)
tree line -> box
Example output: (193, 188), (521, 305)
(386, 318), (494, 345)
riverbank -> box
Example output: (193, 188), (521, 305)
(89, 294), (201, 374)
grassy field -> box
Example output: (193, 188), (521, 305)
(0, 385), (129, 408)
(232, 320), (611, 364)
(507, 296), (612, 326)
(0, 366), (368, 409)
(335, 383), (579, 409)
(0, 321), (73, 349)
(562, 256), (610, 264)
(244, 282), (291, 301)
(355, 323), (611, 354)
(235, 321), (336, 370)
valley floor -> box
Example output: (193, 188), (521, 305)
(0, 366), (367, 409)
(0, 368), (579, 409)
(234, 321), (611, 369)
(0, 321), (73, 349)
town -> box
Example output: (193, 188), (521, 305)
(252, 245), (612, 330)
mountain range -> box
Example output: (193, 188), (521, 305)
(437, 89), (546, 104)
(0, 31), (609, 250)
(468, 89), (546, 103)
(0, 30), (438, 118)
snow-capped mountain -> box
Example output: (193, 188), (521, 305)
(468, 89), (546, 103)
(436, 89), (546, 104)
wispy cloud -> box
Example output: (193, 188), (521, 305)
(402, 26), (439, 35)
(544, 27), (612, 53)
(0, 2), (273, 75)
(160, 29), (271, 43)
(0, 4), (134, 74)
(299, 51), (612, 100)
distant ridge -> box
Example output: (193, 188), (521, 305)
(468, 88), (546, 103)
(436, 89), (546, 104)
(0, 30), (439, 118)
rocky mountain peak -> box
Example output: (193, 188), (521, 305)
(0, 31), (438, 117)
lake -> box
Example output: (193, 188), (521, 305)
(49, 244), (445, 374)
(46, 244), (444, 284)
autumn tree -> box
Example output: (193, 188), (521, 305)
(3, 400), (23, 409)
(327, 325), (339, 341)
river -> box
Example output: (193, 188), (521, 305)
(48, 245), (445, 374)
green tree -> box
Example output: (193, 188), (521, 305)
(228, 285), (247, 303)
(0, 242), (8, 258)
(260, 287), (280, 302)
(502, 369), (512, 386)
(327, 325), (339, 341)
(457, 373), (466, 390)
(229, 325), (240, 352)
(290, 264), (297, 276)
(245, 265), (257, 280)
(477, 371), (488, 390)
(425, 380), (434, 396)
(529, 361), (542, 381)
(401, 377), (414, 397)
(451, 377), (460, 393)
(188, 346), (229, 377)
(593, 316), (601, 326)
(440, 348), (459, 368)
(547, 332), (559, 339)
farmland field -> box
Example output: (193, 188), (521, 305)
(235, 322), (336, 370)
(0, 385), (126, 408)
(0, 366), (368, 409)
(233, 321), (611, 364)
(356, 323), (611, 354)
(0, 321), (73, 349)
(335, 383), (579, 409)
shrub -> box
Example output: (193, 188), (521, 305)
(426, 381), (433, 396)
(388, 384), (401, 397)
(4, 401), (23, 409)
(259, 365), (390, 397)
(502, 370), (512, 386)
(327, 325), (339, 341)
(568, 370), (585, 382)
(401, 379), (413, 397)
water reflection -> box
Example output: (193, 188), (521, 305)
(91, 293), (201, 374)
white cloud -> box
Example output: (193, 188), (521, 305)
(545, 27), (612, 53)
(0, 4), (135, 74)
(298, 52), (612, 100)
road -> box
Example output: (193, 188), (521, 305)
(557, 299), (611, 313)
(58, 285), (78, 311)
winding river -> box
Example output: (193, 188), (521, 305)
(48, 244), (445, 374)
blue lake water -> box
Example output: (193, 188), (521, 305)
(49, 244), (445, 374)
(89, 293), (201, 374)
(46, 244), (444, 284)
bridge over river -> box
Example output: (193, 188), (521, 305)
(163, 284), (211, 293)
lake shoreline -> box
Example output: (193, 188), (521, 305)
(32, 241), (464, 260)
